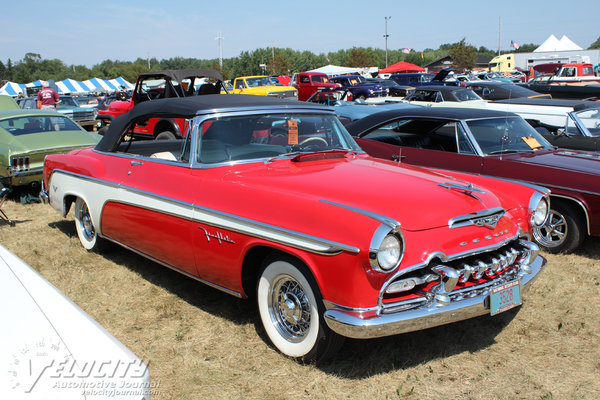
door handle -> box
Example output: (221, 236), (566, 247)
(391, 154), (406, 162)
(130, 160), (143, 166)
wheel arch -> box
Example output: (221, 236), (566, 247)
(240, 245), (323, 301)
(549, 194), (590, 235)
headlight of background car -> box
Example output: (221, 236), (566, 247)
(370, 224), (404, 272)
(529, 192), (549, 227)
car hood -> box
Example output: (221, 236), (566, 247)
(503, 148), (600, 174)
(230, 155), (507, 232)
(4, 130), (100, 155)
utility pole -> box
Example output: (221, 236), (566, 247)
(384, 16), (391, 67)
(497, 16), (501, 56)
(215, 34), (224, 68)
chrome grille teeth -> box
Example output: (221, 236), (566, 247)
(474, 260), (487, 279)
(458, 263), (474, 283)
(454, 247), (524, 284)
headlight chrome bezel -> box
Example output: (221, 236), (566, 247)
(369, 224), (405, 272)
(529, 192), (550, 228)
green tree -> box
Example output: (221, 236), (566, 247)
(449, 38), (476, 71)
(268, 54), (291, 75)
(346, 48), (373, 67)
(589, 36), (600, 49)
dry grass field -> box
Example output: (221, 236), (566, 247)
(1, 199), (599, 400)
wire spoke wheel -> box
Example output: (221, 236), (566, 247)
(257, 258), (344, 362)
(270, 275), (311, 342)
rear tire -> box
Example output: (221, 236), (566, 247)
(155, 131), (176, 140)
(257, 257), (344, 363)
(74, 197), (105, 251)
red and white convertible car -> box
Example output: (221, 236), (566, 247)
(43, 95), (548, 362)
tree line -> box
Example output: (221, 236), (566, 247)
(2, 37), (596, 85)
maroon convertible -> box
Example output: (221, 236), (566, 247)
(346, 107), (600, 253)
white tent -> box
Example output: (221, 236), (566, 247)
(308, 64), (362, 76)
(534, 34), (583, 52)
(557, 35), (583, 51)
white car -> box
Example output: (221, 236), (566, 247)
(0, 244), (151, 400)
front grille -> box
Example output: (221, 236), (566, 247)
(71, 110), (95, 121)
(267, 90), (297, 98)
(381, 239), (536, 313)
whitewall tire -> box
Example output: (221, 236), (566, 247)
(74, 197), (101, 251)
(257, 257), (343, 362)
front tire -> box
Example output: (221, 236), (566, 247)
(532, 201), (585, 253)
(257, 257), (343, 363)
(74, 197), (104, 251)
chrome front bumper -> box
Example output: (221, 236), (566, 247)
(324, 254), (546, 339)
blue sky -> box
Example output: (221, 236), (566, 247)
(2, 1), (599, 67)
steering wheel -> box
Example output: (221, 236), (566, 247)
(298, 136), (328, 148)
(146, 89), (161, 100)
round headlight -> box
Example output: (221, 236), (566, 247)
(377, 234), (402, 271)
(531, 197), (549, 227)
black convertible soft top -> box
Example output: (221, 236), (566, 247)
(345, 107), (519, 137)
(136, 69), (224, 85)
(95, 95), (329, 152)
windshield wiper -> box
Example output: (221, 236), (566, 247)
(487, 149), (523, 155)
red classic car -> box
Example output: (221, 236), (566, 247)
(42, 95), (547, 362)
(346, 107), (600, 253)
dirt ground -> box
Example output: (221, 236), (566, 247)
(1, 200), (599, 400)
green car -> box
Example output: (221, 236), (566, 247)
(0, 104), (100, 188)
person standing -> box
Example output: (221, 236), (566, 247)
(36, 81), (59, 110)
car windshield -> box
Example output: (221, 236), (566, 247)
(452, 89), (481, 101)
(570, 107), (600, 137)
(312, 75), (329, 83)
(0, 115), (82, 136)
(245, 77), (271, 87)
(196, 113), (362, 164)
(58, 97), (80, 107)
(465, 117), (553, 155)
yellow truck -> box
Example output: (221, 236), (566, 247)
(229, 76), (297, 99)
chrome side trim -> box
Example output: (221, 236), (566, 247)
(100, 236), (243, 298)
(52, 169), (359, 256)
(319, 199), (400, 228)
(324, 254), (545, 339)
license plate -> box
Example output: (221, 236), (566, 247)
(490, 280), (522, 316)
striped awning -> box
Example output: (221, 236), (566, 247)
(0, 82), (27, 96)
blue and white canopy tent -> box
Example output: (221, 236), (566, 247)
(55, 79), (95, 94)
(1, 77), (134, 96)
(0, 82), (28, 96)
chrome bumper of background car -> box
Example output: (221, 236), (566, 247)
(323, 254), (545, 339)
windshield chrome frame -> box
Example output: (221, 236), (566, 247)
(188, 107), (363, 169)
(567, 108), (600, 138)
